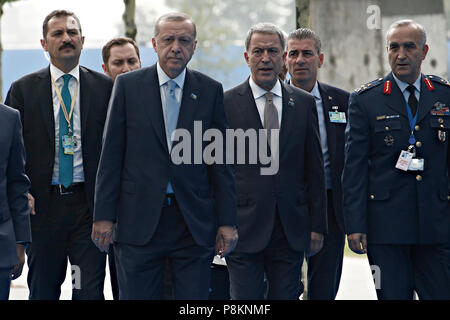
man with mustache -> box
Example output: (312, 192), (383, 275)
(224, 23), (326, 299)
(285, 28), (349, 300)
(5, 10), (113, 299)
(343, 19), (450, 299)
(93, 12), (237, 299)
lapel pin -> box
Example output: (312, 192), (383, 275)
(190, 93), (197, 100)
(328, 96), (332, 101)
(288, 98), (295, 106)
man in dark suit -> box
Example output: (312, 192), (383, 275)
(5, 10), (113, 299)
(92, 12), (238, 300)
(224, 23), (327, 300)
(285, 28), (349, 300)
(0, 104), (31, 300)
(101, 36), (142, 301)
(343, 19), (450, 299)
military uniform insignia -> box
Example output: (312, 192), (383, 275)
(438, 130), (446, 142)
(354, 78), (383, 94)
(384, 80), (391, 95)
(430, 102), (450, 116)
(384, 134), (394, 147)
(424, 77), (435, 91)
(427, 75), (450, 87)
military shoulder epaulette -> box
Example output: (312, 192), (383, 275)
(426, 75), (450, 87)
(354, 78), (383, 94)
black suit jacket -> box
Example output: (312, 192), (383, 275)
(224, 79), (327, 253)
(317, 82), (349, 232)
(94, 65), (237, 247)
(5, 66), (113, 217)
(0, 104), (31, 269)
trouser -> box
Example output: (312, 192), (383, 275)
(367, 243), (450, 300)
(307, 189), (345, 300)
(115, 198), (214, 300)
(27, 184), (106, 300)
(0, 268), (12, 300)
(226, 213), (304, 300)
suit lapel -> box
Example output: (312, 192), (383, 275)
(237, 79), (263, 130)
(176, 69), (199, 132)
(37, 67), (55, 146)
(417, 75), (434, 124)
(79, 67), (91, 136)
(384, 73), (409, 119)
(279, 81), (295, 152)
(318, 82), (337, 160)
(142, 66), (169, 154)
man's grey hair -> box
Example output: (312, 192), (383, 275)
(386, 19), (427, 47)
(245, 22), (286, 51)
(287, 28), (322, 54)
(154, 12), (197, 39)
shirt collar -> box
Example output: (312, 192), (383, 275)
(157, 62), (186, 89)
(310, 81), (321, 101)
(50, 64), (80, 82)
(248, 76), (282, 100)
(392, 73), (421, 94)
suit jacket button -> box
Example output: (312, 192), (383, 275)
(416, 175), (422, 181)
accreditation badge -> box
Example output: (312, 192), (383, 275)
(62, 135), (75, 155)
(395, 150), (413, 171)
(329, 111), (347, 123)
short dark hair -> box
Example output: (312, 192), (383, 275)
(154, 12), (196, 39)
(42, 10), (82, 39)
(287, 28), (322, 55)
(102, 37), (141, 65)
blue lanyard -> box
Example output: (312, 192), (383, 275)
(406, 101), (418, 145)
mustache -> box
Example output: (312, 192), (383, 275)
(59, 43), (75, 50)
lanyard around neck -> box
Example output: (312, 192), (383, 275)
(51, 74), (79, 134)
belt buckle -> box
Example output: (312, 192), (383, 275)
(59, 184), (73, 195)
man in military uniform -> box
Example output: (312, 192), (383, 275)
(342, 19), (450, 299)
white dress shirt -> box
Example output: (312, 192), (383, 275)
(248, 77), (283, 128)
(50, 64), (84, 184)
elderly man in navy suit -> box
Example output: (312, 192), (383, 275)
(0, 103), (31, 300)
(343, 19), (450, 300)
(285, 28), (349, 300)
(93, 12), (238, 300)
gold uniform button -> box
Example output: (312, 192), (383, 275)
(370, 195), (375, 199)
(415, 141), (422, 147)
(385, 126), (389, 131)
(414, 125), (420, 131)
(416, 175), (422, 181)
(447, 195), (450, 200)
(440, 124), (445, 128)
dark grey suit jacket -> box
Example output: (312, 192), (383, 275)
(224, 79), (327, 253)
(0, 103), (31, 269)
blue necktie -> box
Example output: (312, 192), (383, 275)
(59, 74), (73, 188)
(165, 80), (179, 194)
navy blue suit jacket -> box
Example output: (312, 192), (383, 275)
(94, 65), (237, 247)
(343, 73), (450, 244)
(224, 79), (327, 253)
(0, 104), (31, 269)
(317, 82), (349, 232)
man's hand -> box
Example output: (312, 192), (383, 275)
(11, 244), (26, 280)
(215, 226), (238, 258)
(28, 193), (36, 215)
(348, 233), (367, 254)
(92, 220), (114, 253)
(309, 232), (324, 257)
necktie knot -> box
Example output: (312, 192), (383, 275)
(265, 92), (274, 104)
(167, 80), (177, 96)
(407, 85), (416, 95)
(62, 74), (71, 87)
